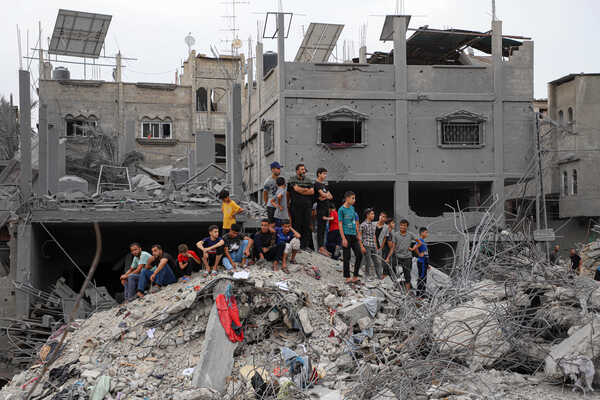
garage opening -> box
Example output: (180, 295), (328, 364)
(409, 181), (492, 217)
(327, 181), (394, 220)
(30, 222), (223, 303)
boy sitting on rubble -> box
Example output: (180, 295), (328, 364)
(275, 219), (301, 272)
(177, 244), (202, 280)
(219, 189), (244, 233)
(222, 224), (253, 271)
(136, 244), (178, 298)
(121, 243), (151, 302)
(196, 225), (225, 277)
(252, 219), (280, 270)
(411, 227), (430, 299)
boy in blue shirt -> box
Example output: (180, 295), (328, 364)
(412, 227), (430, 298)
(338, 191), (365, 284)
(275, 220), (301, 272)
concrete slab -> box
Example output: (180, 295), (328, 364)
(192, 281), (238, 392)
(338, 302), (371, 326)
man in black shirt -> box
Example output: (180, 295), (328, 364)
(252, 219), (281, 268)
(314, 167), (333, 256)
(570, 248), (582, 275)
(137, 244), (178, 297)
(288, 164), (314, 250)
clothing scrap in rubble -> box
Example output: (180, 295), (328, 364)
(216, 285), (244, 342)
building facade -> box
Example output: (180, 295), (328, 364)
(242, 15), (534, 238)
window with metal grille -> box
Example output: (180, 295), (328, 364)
(440, 122), (481, 146)
(141, 121), (172, 139)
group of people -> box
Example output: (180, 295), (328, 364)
(262, 161), (432, 297)
(119, 161), (434, 301)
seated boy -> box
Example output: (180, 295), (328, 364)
(136, 244), (178, 298)
(223, 224), (253, 271)
(275, 219), (301, 272)
(196, 225), (225, 277)
(177, 244), (202, 280)
(252, 219), (280, 269)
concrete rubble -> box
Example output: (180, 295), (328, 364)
(2, 230), (600, 399)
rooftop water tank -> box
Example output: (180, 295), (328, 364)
(263, 51), (278, 77)
(52, 66), (70, 80)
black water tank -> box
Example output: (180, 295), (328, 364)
(263, 51), (278, 77)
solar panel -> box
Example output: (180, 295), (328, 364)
(294, 23), (344, 63)
(49, 9), (112, 58)
(380, 15), (411, 41)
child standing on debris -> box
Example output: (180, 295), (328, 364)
(412, 227), (430, 299)
(339, 191), (364, 284)
(197, 225), (225, 277)
(219, 189), (244, 232)
(325, 203), (341, 259)
(272, 177), (289, 226)
(176, 244), (202, 280)
(359, 208), (380, 280)
(387, 219), (416, 290)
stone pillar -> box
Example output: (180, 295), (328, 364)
(492, 20), (505, 225)
(230, 83), (243, 197)
(359, 46), (367, 64)
(276, 12), (286, 167)
(393, 17), (410, 219)
(15, 223), (32, 318)
(256, 41), (264, 188)
(195, 132), (215, 175)
(19, 70), (32, 201)
(47, 123), (58, 193)
(58, 138), (66, 178)
(38, 104), (48, 195)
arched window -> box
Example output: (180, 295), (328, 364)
(562, 171), (568, 196)
(558, 110), (564, 123)
(215, 143), (226, 164)
(572, 169), (578, 195)
(196, 87), (207, 111)
(567, 107), (574, 123)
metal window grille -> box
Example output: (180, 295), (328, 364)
(441, 122), (481, 146)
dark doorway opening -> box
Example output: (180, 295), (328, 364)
(409, 181), (492, 217)
(30, 222), (223, 301)
(327, 181), (394, 220)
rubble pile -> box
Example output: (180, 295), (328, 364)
(3, 215), (600, 399)
(580, 239), (600, 276)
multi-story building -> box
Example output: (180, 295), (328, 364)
(242, 15), (534, 257)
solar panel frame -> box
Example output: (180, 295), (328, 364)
(294, 23), (344, 63)
(48, 9), (112, 58)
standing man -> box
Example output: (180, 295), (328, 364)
(339, 191), (364, 284)
(549, 244), (560, 265)
(359, 208), (380, 280)
(374, 211), (390, 278)
(288, 164), (315, 250)
(314, 168), (333, 256)
(264, 161), (282, 224)
(387, 219), (416, 290)
(569, 248), (582, 275)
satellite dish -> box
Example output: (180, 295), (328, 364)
(232, 38), (243, 49)
(185, 32), (195, 53)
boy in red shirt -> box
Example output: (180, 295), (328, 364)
(325, 203), (341, 259)
(177, 244), (202, 280)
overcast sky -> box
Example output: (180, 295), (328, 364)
(2, 0), (599, 104)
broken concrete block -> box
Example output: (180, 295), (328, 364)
(338, 302), (371, 326)
(82, 369), (102, 380)
(57, 175), (88, 193)
(192, 283), (238, 392)
(324, 294), (339, 309)
(357, 317), (371, 331)
(298, 307), (314, 336)
(545, 316), (600, 377)
(168, 291), (198, 314)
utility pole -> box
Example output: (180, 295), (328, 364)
(535, 112), (550, 260)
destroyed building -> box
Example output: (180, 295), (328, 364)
(241, 15), (534, 252)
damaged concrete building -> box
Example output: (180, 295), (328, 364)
(241, 15), (535, 254)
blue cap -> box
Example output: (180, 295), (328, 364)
(270, 161), (282, 169)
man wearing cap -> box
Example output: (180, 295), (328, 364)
(264, 162), (282, 224)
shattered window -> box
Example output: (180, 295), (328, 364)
(263, 120), (274, 155)
(215, 143), (226, 163)
(196, 87), (208, 112)
(572, 169), (577, 195)
(65, 118), (97, 137)
(562, 171), (568, 196)
(321, 120), (362, 144)
(440, 122), (481, 146)
(162, 123), (171, 138)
